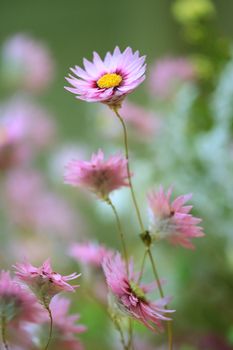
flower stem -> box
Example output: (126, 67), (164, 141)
(137, 248), (148, 284)
(148, 248), (173, 350)
(113, 108), (145, 232)
(43, 303), (53, 350)
(1, 315), (9, 350)
(113, 107), (173, 350)
(106, 197), (129, 276)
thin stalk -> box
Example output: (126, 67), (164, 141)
(86, 287), (128, 350)
(43, 304), (53, 350)
(113, 317), (128, 350)
(137, 248), (148, 284)
(113, 107), (173, 350)
(113, 107), (145, 232)
(107, 197), (129, 275)
(148, 249), (173, 350)
(1, 315), (9, 350)
(128, 319), (134, 350)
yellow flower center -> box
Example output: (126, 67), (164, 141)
(130, 281), (146, 300)
(97, 73), (122, 89)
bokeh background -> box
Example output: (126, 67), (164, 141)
(1, 0), (233, 349)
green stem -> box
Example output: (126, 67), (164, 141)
(106, 197), (129, 276)
(1, 315), (9, 350)
(137, 248), (148, 284)
(148, 248), (173, 350)
(128, 319), (134, 350)
(113, 107), (145, 232)
(113, 107), (173, 350)
(113, 317), (128, 350)
(86, 286), (128, 350)
(43, 304), (53, 350)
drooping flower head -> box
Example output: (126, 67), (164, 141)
(148, 186), (204, 249)
(2, 34), (54, 93)
(0, 271), (42, 325)
(14, 259), (80, 305)
(69, 242), (110, 267)
(102, 253), (174, 332)
(65, 149), (129, 200)
(65, 47), (146, 108)
(149, 57), (196, 99)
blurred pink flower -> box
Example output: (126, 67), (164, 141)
(120, 101), (160, 140)
(102, 253), (174, 332)
(4, 169), (81, 237)
(65, 47), (146, 107)
(14, 259), (80, 304)
(69, 242), (110, 267)
(0, 106), (28, 171)
(0, 271), (42, 325)
(148, 186), (204, 249)
(1, 99), (56, 150)
(149, 57), (196, 99)
(65, 149), (129, 200)
(2, 34), (55, 93)
(44, 296), (86, 335)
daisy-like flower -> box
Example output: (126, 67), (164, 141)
(64, 149), (129, 200)
(14, 259), (80, 305)
(148, 186), (204, 249)
(65, 47), (146, 108)
(69, 242), (110, 267)
(102, 253), (174, 332)
(0, 271), (42, 325)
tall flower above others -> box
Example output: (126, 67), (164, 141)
(148, 186), (204, 249)
(65, 149), (129, 200)
(102, 253), (174, 332)
(14, 259), (80, 305)
(65, 47), (146, 108)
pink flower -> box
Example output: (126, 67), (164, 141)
(65, 149), (129, 199)
(4, 169), (80, 238)
(14, 259), (80, 304)
(0, 99), (56, 170)
(149, 57), (196, 99)
(69, 242), (110, 267)
(2, 34), (54, 93)
(148, 186), (204, 249)
(0, 271), (42, 325)
(102, 253), (174, 332)
(65, 47), (146, 108)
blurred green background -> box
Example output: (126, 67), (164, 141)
(1, 1), (233, 349)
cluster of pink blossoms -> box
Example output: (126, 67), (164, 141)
(63, 46), (205, 347)
(0, 259), (84, 349)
